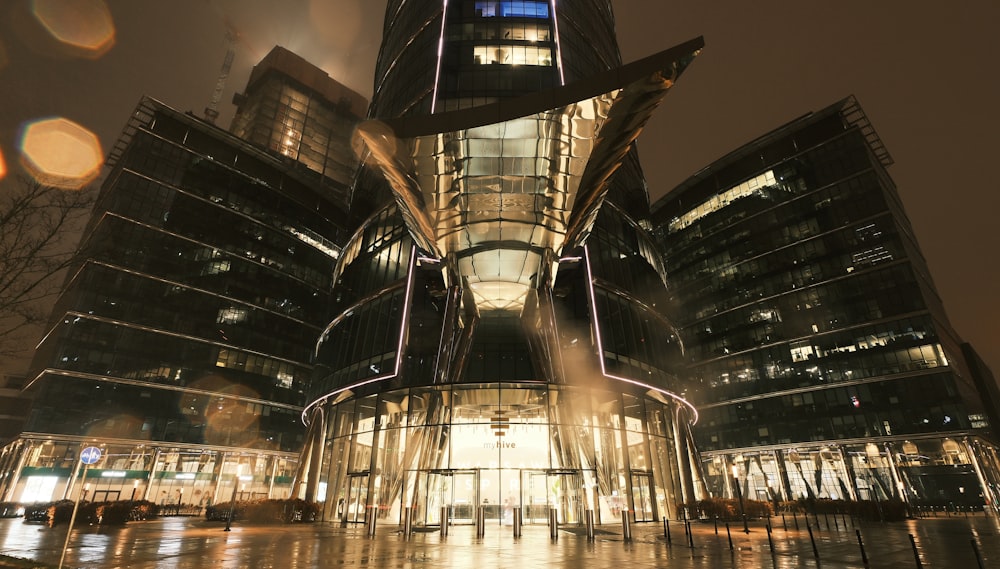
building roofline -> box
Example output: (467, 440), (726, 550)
(653, 96), (893, 213)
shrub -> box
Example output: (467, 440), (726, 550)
(681, 497), (773, 521)
(205, 499), (319, 524)
(23, 500), (160, 526)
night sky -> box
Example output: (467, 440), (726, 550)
(1, 1), (997, 375)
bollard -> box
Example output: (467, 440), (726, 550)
(766, 523), (775, 554)
(440, 506), (449, 537)
(585, 509), (595, 541)
(793, 511), (800, 531)
(824, 513), (830, 530)
(513, 506), (522, 538)
(714, 516), (718, 534)
(664, 516), (672, 545)
(726, 522), (733, 551)
(972, 538), (985, 569)
(475, 506), (485, 538)
(908, 534), (923, 568)
(549, 507), (559, 540)
(367, 506), (377, 538)
(403, 506), (412, 540)
(807, 523), (819, 559)
(856, 529), (868, 566)
(781, 513), (787, 531)
(621, 510), (632, 542)
(833, 513), (839, 531)
(686, 520), (693, 548)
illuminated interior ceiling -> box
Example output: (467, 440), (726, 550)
(359, 38), (703, 312)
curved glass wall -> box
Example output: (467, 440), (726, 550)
(317, 383), (687, 527)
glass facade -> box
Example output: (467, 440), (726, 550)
(288, 0), (708, 530)
(650, 97), (1000, 508)
(0, 94), (357, 504)
(229, 46), (367, 206)
(299, 196), (704, 526)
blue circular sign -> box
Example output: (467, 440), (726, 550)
(80, 446), (102, 465)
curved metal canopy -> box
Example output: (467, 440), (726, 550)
(357, 38), (703, 311)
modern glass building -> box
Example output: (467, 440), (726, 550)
(650, 97), (1000, 509)
(0, 62), (364, 504)
(292, 0), (708, 529)
(230, 46), (368, 208)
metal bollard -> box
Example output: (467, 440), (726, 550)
(908, 533), (923, 568)
(807, 523), (819, 559)
(403, 506), (412, 540)
(477, 506), (487, 537)
(726, 522), (733, 551)
(856, 529), (868, 566)
(585, 509), (595, 541)
(621, 510), (632, 542)
(513, 506), (522, 538)
(972, 538), (985, 569)
(686, 521), (693, 548)
(440, 506), (449, 537)
(549, 507), (559, 539)
(663, 517), (671, 544)
(766, 523), (775, 554)
(366, 506), (377, 537)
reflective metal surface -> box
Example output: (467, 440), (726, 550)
(358, 41), (702, 311)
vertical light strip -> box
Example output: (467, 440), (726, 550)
(549, 0), (565, 85)
(582, 244), (607, 376)
(302, 245), (419, 425)
(431, 0), (450, 113)
(582, 245), (699, 424)
(393, 244), (419, 377)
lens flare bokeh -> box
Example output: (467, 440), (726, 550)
(19, 117), (103, 190)
(0, 148), (7, 181)
(31, 0), (115, 59)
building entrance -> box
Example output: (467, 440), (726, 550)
(420, 469), (480, 526)
(343, 474), (369, 524)
(522, 470), (584, 524)
(631, 472), (656, 522)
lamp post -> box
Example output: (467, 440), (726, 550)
(732, 465), (749, 533)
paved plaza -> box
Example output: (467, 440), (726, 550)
(0, 512), (996, 568)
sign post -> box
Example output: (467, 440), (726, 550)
(59, 446), (101, 569)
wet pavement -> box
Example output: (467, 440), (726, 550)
(0, 511), (997, 568)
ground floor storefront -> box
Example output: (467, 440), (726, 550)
(701, 435), (1000, 510)
(0, 437), (298, 506)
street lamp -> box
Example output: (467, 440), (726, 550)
(731, 465), (749, 533)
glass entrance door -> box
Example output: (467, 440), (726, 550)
(631, 472), (656, 522)
(524, 471), (550, 524)
(423, 469), (479, 526)
(344, 474), (368, 524)
(522, 470), (583, 524)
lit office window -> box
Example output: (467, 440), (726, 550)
(474, 45), (552, 66)
(476, 1), (549, 18)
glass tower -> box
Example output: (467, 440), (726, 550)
(650, 97), (1000, 509)
(294, 0), (706, 529)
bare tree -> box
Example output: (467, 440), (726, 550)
(0, 176), (95, 359)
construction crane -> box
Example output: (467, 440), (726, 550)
(204, 21), (239, 124)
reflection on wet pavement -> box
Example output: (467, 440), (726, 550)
(1, 512), (998, 568)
